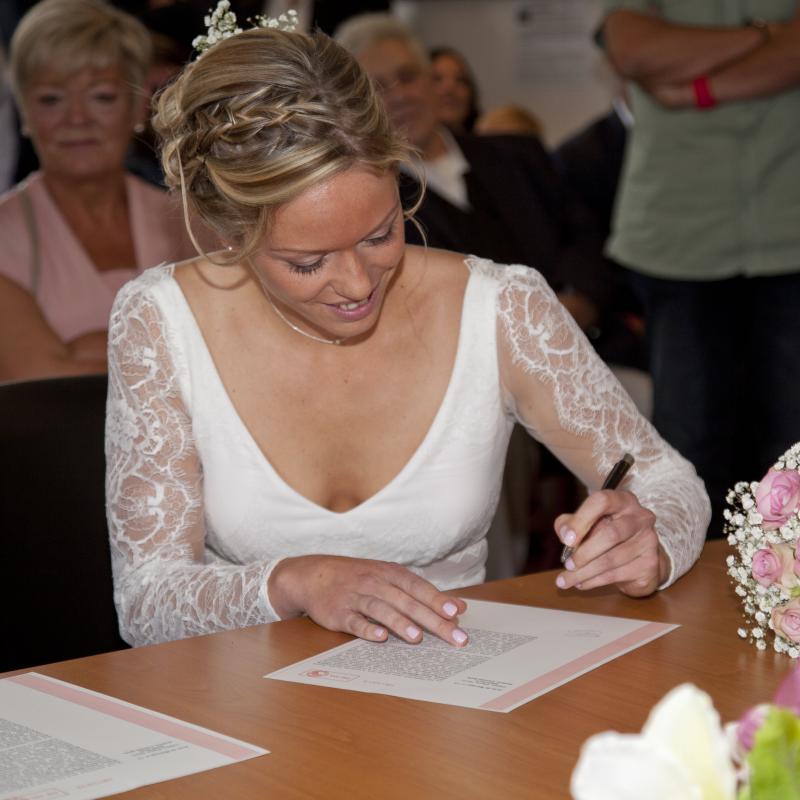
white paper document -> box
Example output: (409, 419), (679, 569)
(0, 672), (267, 800)
(266, 600), (677, 712)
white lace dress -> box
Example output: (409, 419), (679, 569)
(106, 256), (710, 647)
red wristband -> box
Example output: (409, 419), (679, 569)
(692, 76), (717, 110)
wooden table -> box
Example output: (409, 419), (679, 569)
(3, 539), (792, 799)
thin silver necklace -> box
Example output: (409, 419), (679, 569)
(251, 265), (343, 346)
(264, 291), (343, 346)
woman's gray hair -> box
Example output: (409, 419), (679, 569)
(334, 13), (429, 67)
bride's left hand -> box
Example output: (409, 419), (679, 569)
(553, 489), (670, 597)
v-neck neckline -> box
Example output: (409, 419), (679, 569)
(165, 260), (475, 517)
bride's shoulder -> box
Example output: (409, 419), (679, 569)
(406, 245), (550, 295)
(114, 262), (175, 307)
(465, 256), (549, 292)
(403, 245), (465, 291)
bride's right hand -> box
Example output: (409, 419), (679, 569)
(267, 555), (469, 646)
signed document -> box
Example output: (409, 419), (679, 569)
(0, 672), (267, 800)
(266, 600), (677, 713)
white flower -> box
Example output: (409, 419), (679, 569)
(571, 684), (736, 800)
(194, 1), (300, 57)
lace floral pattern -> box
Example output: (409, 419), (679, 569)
(483, 258), (709, 584)
(106, 258), (709, 647)
(106, 267), (272, 646)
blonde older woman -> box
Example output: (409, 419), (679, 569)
(0, 0), (197, 381)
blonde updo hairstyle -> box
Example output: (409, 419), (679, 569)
(154, 28), (420, 264)
(10, 0), (153, 104)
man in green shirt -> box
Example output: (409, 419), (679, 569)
(600, 1), (800, 535)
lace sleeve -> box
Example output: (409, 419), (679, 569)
(493, 262), (710, 586)
(105, 273), (280, 647)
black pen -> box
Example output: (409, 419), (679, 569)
(560, 453), (635, 564)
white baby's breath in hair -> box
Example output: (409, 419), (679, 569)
(192, 1), (299, 58)
(726, 441), (800, 657)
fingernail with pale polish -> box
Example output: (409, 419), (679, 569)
(374, 627), (387, 639)
(443, 601), (458, 617)
(563, 528), (577, 546)
(565, 558), (575, 571)
(452, 629), (467, 645)
(556, 575), (566, 589)
(406, 625), (421, 640)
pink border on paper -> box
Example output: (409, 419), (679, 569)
(7, 673), (262, 761)
(480, 621), (677, 712)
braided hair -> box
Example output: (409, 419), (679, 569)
(154, 27), (418, 263)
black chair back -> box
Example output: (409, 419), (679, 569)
(0, 374), (128, 672)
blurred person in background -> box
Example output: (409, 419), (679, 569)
(554, 88), (648, 392)
(338, 14), (646, 381)
(0, 0), (199, 382)
(555, 97), (629, 250)
(429, 46), (481, 134)
(475, 103), (544, 139)
(601, 1), (800, 535)
(336, 13), (610, 336)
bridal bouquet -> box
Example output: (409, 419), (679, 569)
(726, 443), (800, 657)
(570, 667), (800, 799)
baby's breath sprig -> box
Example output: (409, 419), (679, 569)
(192, 1), (299, 59)
(253, 9), (299, 32)
(726, 445), (800, 658)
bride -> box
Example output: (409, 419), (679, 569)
(105, 14), (710, 648)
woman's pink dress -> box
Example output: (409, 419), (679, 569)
(0, 171), (197, 341)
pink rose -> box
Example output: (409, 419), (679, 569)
(752, 548), (783, 587)
(751, 544), (798, 589)
(772, 599), (800, 644)
(755, 468), (800, 530)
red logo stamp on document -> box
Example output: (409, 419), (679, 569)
(303, 669), (357, 682)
